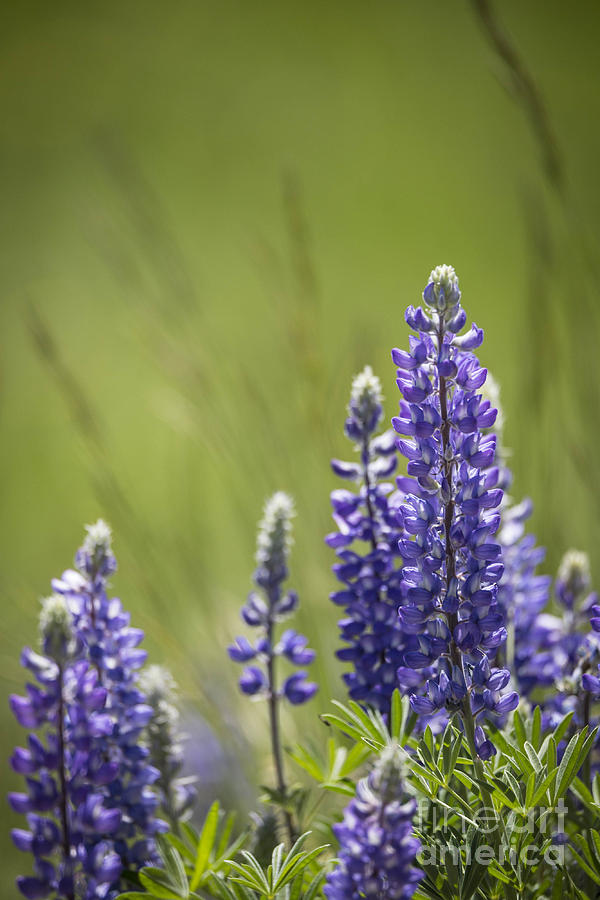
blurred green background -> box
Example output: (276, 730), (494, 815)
(2, 0), (600, 894)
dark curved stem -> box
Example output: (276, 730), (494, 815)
(470, 0), (564, 195)
(57, 664), (75, 900)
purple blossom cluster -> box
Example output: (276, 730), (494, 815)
(327, 366), (407, 714)
(9, 522), (163, 899)
(392, 266), (518, 755)
(475, 378), (552, 695)
(52, 522), (163, 868)
(228, 492), (317, 706)
(9, 596), (122, 900)
(324, 745), (422, 900)
(531, 550), (600, 728)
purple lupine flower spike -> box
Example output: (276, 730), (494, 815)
(324, 744), (423, 899)
(392, 265), (518, 756)
(9, 595), (122, 900)
(582, 602), (600, 696)
(228, 493), (316, 845)
(52, 520), (164, 873)
(478, 374), (552, 696)
(228, 493), (317, 706)
(327, 366), (408, 714)
(544, 551), (600, 727)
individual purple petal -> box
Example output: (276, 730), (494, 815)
(239, 666), (267, 696)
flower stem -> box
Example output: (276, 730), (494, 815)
(437, 323), (497, 821)
(266, 617), (296, 846)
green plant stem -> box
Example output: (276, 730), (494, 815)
(266, 617), (296, 847)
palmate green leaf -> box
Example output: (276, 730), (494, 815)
(322, 699), (387, 746)
(118, 895), (164, 900)
(569, 838), (600, 886)
(593, 772), (600, 806)
(224, 833), (328, 899)
(319, 713), (364, 744)
(216, 812), (238, 859)
(551, 872), (564, 900)
(165, 833), (196, 865)
(529, 767), (557, 807)
(290, 735), (371, 796)
(190, 801), (220, 890)
(488, 726), (532, 777)
(513, 709), (527, 749)
(289, 744), (324, 782)
(523, 741), (543, 774)
(590, 829), (600, 865)
(138, 868), (187, 900)
(531, 704), (542, 750)
(554, 726), (597, 801)
(158, 837), (189, 895)
(301, 868), (327, 900)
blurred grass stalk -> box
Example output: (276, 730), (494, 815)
(471, 0), (600, 565)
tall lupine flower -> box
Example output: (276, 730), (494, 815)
(228, 493), (317, 843)
(324, 745), (422, 900)
(52, 521), (163, 871)
(9, 595), (122, 900)
(392, 265), (518, 759)
(327, 366), (408, 714)
(137, 665), (197, 831)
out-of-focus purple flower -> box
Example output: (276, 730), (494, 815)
(391, 266), (518, 756)
(474, 374), (552, 697)
(239, 666), (268, 696)
(327, 366), (409, 715)
(282, 671), (318, 705)
(137, 665), (197, 830)
(52, 521), (163, 873)
(535, 550), (600, 730)
(228, 493), (317, 706)
(9, 595), (123, 900)
(324, 745), (422, 900)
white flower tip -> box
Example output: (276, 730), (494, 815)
(83, 518), (113, 555)
(350, 365), (383, 410)
(39, 594), (72, 655)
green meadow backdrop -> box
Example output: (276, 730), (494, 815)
(1, 1), (599, 894)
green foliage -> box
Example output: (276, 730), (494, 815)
(217, 833), (328, 900)
(298, 693), (600, 899)
(117, 802), (248, 900)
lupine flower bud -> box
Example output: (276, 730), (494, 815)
(75, 519), (116, 579)
(422, 264), (461, 313)
(324, 745), (422, 899)
(348, 365), (383, 435)
(255, 492), (295, 589)
(39, 595), (73, 663)
(557, 550), (591, 609)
